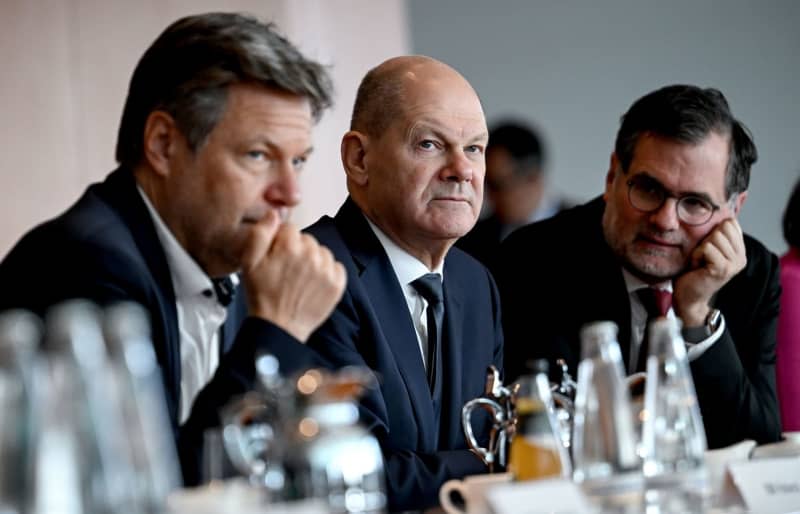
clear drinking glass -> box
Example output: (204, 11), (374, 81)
(42, 301), (140, 513)
(571, 321), (641, 498)
(641, 317), (708, 511)
(0, 310), (41, 514)
(103, 302), (181, 509)
(202, 428), (237, 485)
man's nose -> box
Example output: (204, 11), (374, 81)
(264, 160), (301, 207)
(648, 198), (681, 230)
(443, 149), (475, 183)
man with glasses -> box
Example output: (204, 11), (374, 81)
(495, 84), (782, 449)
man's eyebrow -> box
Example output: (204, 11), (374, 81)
(467, 131), (489, 144)
(636, 172), (717, 204)
(254, 137), (314, 157)
(408, 122), (488, 144)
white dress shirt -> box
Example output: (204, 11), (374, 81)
(138, 188), (236, 424)
(365, 217), (443, 370)
(622, 268), (724, 373)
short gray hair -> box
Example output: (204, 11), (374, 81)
(115, 12), (333, 167)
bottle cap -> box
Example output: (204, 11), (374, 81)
(526, 358), (549, 375)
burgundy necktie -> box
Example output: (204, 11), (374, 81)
(635, 287), (673, 372)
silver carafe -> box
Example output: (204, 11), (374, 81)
(550, 358), (577, 452)
(461, 365), (518, 471)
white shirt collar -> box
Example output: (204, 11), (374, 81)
(364, 216), (444, 287)
(364, 214), (443, 371)
(137, 186), (219, 300)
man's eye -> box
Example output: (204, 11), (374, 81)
(636, 179), (662, 196)
(465, 144), (483, 154)
(247, 150), (267, 160)
(418, 140), (437, 150)
(681, 196), (711, 212)
(292, 156), (308, 170)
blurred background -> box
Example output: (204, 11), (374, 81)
(1, 0), (798, 256)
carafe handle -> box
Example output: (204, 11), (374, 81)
(461, 397), (506, 471)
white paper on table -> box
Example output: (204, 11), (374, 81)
(486, 477), (593, 514)
(728, 457), (800, 514)
(751, 439), (800, 460)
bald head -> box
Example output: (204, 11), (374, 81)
(341, 55), (486, 269)
(350, 56), (479, 137)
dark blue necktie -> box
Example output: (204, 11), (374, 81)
(411, 273), (444, 392)
(211, 276), (235, 307)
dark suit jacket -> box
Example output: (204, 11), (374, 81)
(494, 196), (782, 449)
(457, 199), (572, 267)
(304, 198), (504, 512)
(455, 215), (506, 267)
(0, 167), (325, 485)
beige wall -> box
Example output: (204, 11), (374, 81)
(0, 0), (409, 255)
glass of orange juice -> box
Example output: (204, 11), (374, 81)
(508, 363), (571, 481)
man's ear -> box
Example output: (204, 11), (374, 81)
(603, 152), (619, 201)
(732, 190), (748, 215)
(341, 130), (370, 187)
(142, 111), (180, 177)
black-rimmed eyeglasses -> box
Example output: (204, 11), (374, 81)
(626, 176), (721, 226)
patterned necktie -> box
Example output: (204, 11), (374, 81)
(635, 287), (673, 372)
(411, 273), (444, 392)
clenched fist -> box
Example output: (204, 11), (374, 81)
(240, 211), (346, 342)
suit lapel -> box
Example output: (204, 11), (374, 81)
(99, 168), (182, 418)
(334, 199), (439, 447)
(581, 198), (633, 365)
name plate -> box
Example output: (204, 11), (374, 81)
(728, 457), (800, 514)
(487, 478), (592, 514)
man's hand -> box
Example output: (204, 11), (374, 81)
(240, 211), (346, 342)
(673, 218), (746, 326)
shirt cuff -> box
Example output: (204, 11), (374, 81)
(686, 314), (726, 361)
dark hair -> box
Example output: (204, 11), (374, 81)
(488, 121), (546, 177)
(784, 178), (800, 248)
(115, 12), (333, 168)
(614, 84), (757, 198)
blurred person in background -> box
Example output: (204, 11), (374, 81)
(777, 178), (800, 431)
(0, 12), (345, 485)
(456, 121), (569, 266)
(495, 84), (782, 450)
